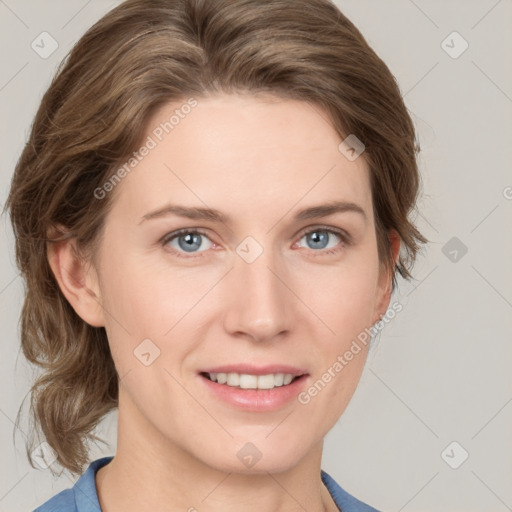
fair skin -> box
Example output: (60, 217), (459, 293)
(48, 92), (399, 512)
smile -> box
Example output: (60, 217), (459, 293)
(202, 372), (301, 390)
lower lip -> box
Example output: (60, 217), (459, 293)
(199, 374), (309, 412)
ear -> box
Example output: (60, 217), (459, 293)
(46, 227), (105, 327)
(371, 229), (401, 325)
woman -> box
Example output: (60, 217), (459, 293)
(6, 0), (427, 510)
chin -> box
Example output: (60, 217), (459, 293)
(211, 453), (305, 476)
(196, 433), (312, 475)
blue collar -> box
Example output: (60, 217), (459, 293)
(321, 469), (381, 511)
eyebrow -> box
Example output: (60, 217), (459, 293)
(139, 200), (367, 225)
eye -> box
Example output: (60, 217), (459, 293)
(295, 226), (349, 255)
(161, 229), (214, 257)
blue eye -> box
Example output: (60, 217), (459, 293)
(297, 228), (345, 253)
(163, 229), (213, 256)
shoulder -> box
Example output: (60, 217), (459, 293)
(33, 488), (76, 512)
(321, 469), (382, 512)
(33, 456), (114, 512)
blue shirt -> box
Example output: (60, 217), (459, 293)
(33, 456), (380, 512)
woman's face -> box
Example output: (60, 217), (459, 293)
(89, 93), (395, 473)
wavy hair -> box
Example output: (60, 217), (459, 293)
(5, 0), (428, 475)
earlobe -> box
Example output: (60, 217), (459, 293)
(46, 229), (105, 328)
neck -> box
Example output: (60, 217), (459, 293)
(95, 389), (339, 512)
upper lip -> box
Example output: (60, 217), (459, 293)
(199, 364), (308, 376)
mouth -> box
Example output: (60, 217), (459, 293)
(197, 365), (310, 411)
(200, 371), (307, 390)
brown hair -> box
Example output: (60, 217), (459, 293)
(5, 0), (428, 476)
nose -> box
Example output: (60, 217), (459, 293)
(222, 245), (293, 343)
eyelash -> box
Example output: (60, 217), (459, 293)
(160, 226), (351, 259)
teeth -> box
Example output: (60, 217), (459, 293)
(239, 374), (258, 389)
(206, 372), (298, 389)
(227, 373), (239, 386)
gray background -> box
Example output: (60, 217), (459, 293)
(1, 1), (511, 511)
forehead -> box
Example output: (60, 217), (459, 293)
(108, 93), (373, 226)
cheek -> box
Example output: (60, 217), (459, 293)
(296, 254), (378, 401)
(299, 256), (379, 336)
(97, 250), (223, 365)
